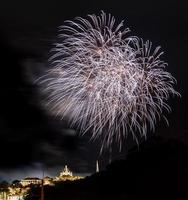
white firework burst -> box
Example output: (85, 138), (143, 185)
(39, 11), (180, 150)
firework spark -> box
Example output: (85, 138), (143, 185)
(39, 11), (179, 150)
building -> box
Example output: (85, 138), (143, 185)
(20, 178), (41, 187)
(43, 177), (54, 186)
(60, 165), (73, 177)
(54, 165), (83, 182)
(7, 195), (24, 200)
(0, 191), (8, 200)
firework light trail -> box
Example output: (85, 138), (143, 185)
(39, 11), (180, 151)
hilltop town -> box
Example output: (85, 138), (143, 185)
(0, 165), (84, 200)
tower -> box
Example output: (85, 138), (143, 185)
(96, 160), (99, 173)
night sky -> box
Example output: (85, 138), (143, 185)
(0, 0), (188, 182)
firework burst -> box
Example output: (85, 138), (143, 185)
(39, 11), (179, 150)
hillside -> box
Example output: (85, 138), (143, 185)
(25, 136), (188, 200)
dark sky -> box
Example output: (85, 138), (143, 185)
(0, 0), (188, 181)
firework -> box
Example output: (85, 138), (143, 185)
(39, 11), (179, 150)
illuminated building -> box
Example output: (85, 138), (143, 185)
(54, 165), (83, 182)
(60, 165), (73, 177)
(7, 195), (24, 200)
(20, 177), (41, 187)
(43, 177), (54, 186)
(0, 191), (8, 200)
(6, 187), (29, 200)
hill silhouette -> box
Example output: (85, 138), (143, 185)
(25, 136), (188, 200)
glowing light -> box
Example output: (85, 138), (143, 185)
(39, 11), (180, 150)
